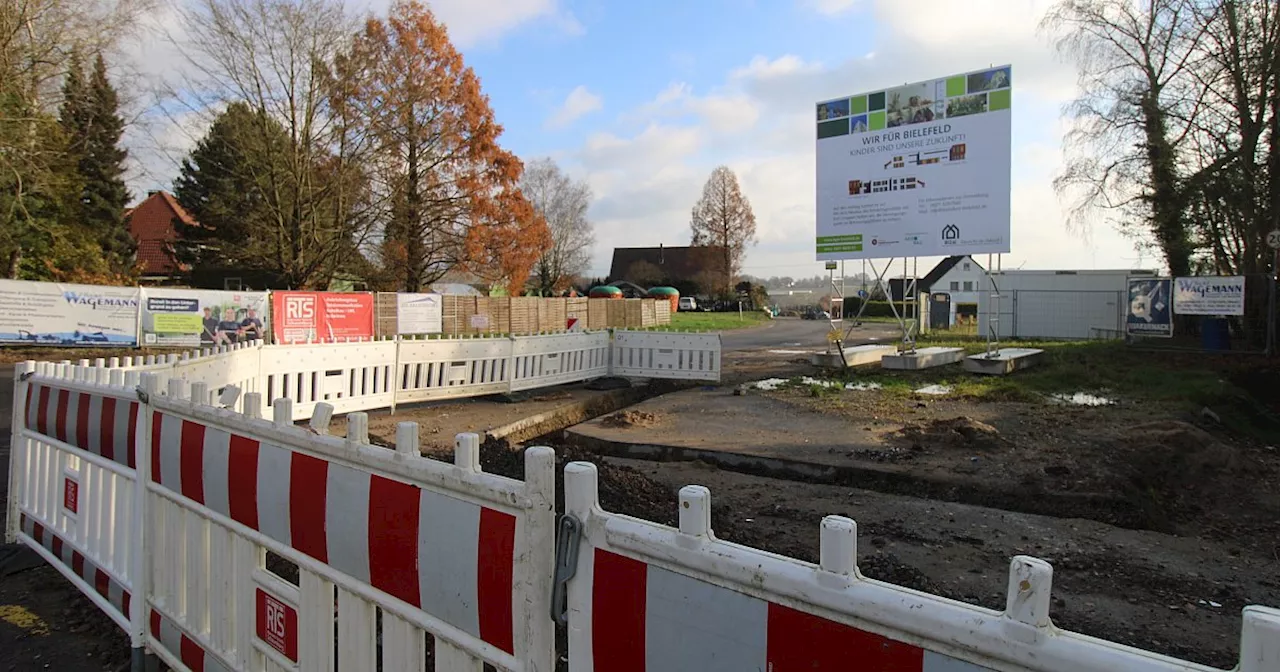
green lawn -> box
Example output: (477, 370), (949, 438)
(664, 311), (773, 331)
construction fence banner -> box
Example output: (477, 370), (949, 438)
(396, 292), (443, 334)
(140, 287), (270, 347)
(1126, 277), (1173, 338)
(271, 291), (375, 344)
(0, 279), (140, 346)
(1173, 276), (1246, 316)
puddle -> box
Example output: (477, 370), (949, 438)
(750, 378), (789, 391)
(846, 382), (882, 391)
(768, 349), (811, 355)
(1052, 392), (1116, 406)
(915, 385), (953, 396)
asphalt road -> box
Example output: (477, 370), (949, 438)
(721, 317), (902, 351)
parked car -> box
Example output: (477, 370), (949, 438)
(678, 296), (697, 312)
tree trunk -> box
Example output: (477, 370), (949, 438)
(6, 248), (19, 279)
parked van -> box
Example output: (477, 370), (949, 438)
(677, 296), (697, 312)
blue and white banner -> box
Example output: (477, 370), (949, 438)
(1126, 278), (1173, 338)
(1173, 276), (1245, 316)
(0, 279), (140, 346)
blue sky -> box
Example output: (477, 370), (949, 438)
(127, 0), (1153, 280)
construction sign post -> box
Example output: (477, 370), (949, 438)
(815, 66), (1012, 260)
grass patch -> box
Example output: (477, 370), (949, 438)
(664, 311), (772, 332)
(823, 337), (1241, 407)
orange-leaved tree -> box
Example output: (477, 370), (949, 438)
(335, 0), (548, 293)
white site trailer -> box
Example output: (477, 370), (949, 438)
(978, 268), (1158, 340)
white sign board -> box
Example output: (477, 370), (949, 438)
(816, 66), (1012, 260)
(396, 293), (443, 334)
(1173, 276), (1245, 316)
(140, 287), (270, 347)
(0, 279), (140, 346)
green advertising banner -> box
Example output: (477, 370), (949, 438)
(140, 288), (270, 347)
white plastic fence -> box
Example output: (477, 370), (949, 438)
(5, 362), (557, 671)
(562, 461), (1280, 672)
(610, 330), (721, 380)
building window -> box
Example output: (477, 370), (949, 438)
(963, 281), (973, 292)
(963, 262), (971, 271)
(950, 281), (960, 291)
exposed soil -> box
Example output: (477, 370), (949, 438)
(599, 410), (662, 429)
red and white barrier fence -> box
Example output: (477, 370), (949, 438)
(561, 461), (1280, 672)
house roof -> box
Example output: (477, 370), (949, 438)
(886, 256), (983, 299)
(608, 245), (727, 283)
(125, 191), (200, 276)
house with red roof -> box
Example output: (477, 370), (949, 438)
(124, 190), (198, 283)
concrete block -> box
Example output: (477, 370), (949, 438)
(963, 348), (1045, 375)
(881, 347), (965, 370)
(811, 344), (897, 369)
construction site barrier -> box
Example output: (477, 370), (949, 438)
(6, 334), (1280, 671)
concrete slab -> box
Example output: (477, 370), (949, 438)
(881, 347), (965, 370)
(810, 344), (896, 368)
(963, 348), (1045, 375)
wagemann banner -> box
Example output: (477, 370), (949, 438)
(140, 288), (270, 347)
(0, 279), (141, 346)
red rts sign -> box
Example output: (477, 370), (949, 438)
(63, 476), (79, 514)
(255, 588), (298, 662)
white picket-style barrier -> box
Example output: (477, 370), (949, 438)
(8, 331), (1280, 672)
(562, 461), (1280, 672)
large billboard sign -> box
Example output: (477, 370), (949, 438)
(815, 66), (1012, 260)
(271, 291), (374, 344)
(0, 279), (140, 346)
(140, 288), (270, 347)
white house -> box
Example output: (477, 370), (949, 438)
(888, 256), (987, 328)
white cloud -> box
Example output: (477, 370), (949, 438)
(800, 0), (861, 16)
(381, 0), (581, 48)
(570, 0), (1142, 279)
(546, 86), (604, 130)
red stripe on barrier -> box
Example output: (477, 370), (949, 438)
(72, 551), (84, 578)
(289, 453), (329, 562)
(122, 592), (131, 620)
(94, 568), (110, 599)
(592, 549), (647, 672)
(36, 386), (50, 436)
(126, 402), (138, 469)
(367, 475), (421, 608)
(150, 411), (164, 483)
(100, 397), (116, 462)
(75, 392), (90, 451)
(51, 537), (62, 560)
(150, 609), (161, 638)
(227, 434), (260, 530)
(180, 420), (206, 505)
(24, 384), (33, 429)
(54, 389), (70, 443)
(766, 603), (924, 671)
(477, 508), (516, 655)
(180, 635), (205, 672)
(31, 521), (44, 545)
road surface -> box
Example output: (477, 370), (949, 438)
(721, 317), (902, 351)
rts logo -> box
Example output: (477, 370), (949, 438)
(285, 296), (315, 320)
(941, 224), (960, 243)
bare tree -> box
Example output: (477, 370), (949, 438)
(172, 0), (373, 289)
(1041, 0), (1210, 276)
(521, 158), (594, 294)
(690, 165), (756, 295)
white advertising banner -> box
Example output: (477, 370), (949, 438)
(396, 293), (443, 334)
(140, 287), (270, 347)
(815, 65), (1012, 260)
(1173, 276), (1246, 316)
(0, 279), (140, 346)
